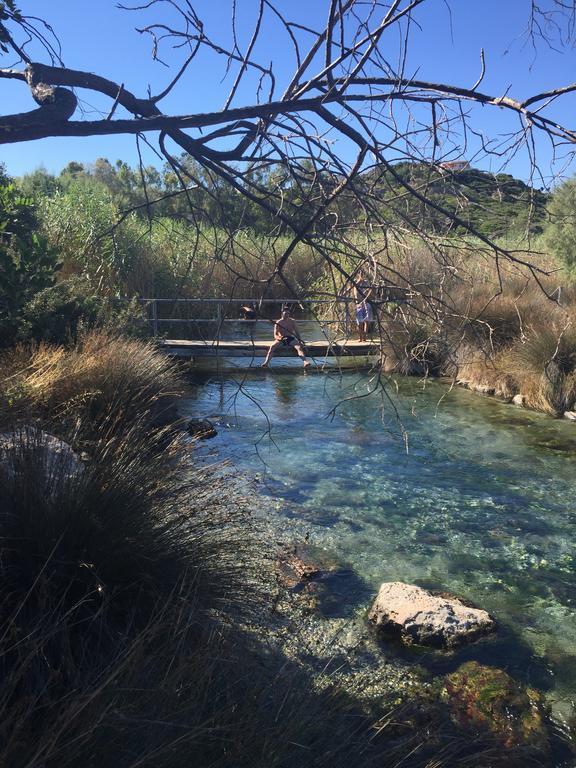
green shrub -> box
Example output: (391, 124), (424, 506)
(544, 177), (576, 273)
(0, 183), (60, 346)
(17, 278), (146, 344)
(18, 277), (105, 343)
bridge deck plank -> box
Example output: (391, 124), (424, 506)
(161, 339), (378, 358)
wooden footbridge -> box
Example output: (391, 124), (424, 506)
(161, 337), (378, 360)
(138, 297), (397, 364)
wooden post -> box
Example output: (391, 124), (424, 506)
(151, 299), (159, 337)
(216, 302), (222, 337)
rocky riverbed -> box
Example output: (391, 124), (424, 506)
(200, 462), (572, 762)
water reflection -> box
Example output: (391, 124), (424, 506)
(181, 372), (576, 713)
(273, 376), (300, 408)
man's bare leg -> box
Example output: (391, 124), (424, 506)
(261, 340), (280, 367)
(295, 344), (310, 368)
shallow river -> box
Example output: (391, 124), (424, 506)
(181, 370), (576, 715)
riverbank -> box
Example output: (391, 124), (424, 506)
(453, 374), (576, 421)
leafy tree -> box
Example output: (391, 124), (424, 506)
(544, 177), (576, 272)
(0, 181), (60, 345)
(19, 167), (61, 199)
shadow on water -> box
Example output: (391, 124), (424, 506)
(273, 376), (300, 406)
(376, 620), (556, 693)
(288, 546), (374, 619)
(310, 566), (374, 619)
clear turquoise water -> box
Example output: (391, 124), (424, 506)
(181, 371), (576, 714)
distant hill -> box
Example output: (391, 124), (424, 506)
(361, 162), (549, 238)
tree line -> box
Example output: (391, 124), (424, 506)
(1, 154), (575, 348)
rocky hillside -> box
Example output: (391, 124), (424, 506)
(363, 162), (549, 238)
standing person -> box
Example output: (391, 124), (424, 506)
(354, 271), (374, 342)
(261, 307), (309, 368)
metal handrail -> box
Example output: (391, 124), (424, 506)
(150, 318), (342, 324)
(136, 297), (357, 304)
(133, 292), (410, 337)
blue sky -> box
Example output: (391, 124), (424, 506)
(2, 0), (576, 186)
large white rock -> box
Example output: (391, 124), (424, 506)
(368, 582), (495, 648)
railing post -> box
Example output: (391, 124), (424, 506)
(216, 302), (222, 335)
(151, 299), (159, 337)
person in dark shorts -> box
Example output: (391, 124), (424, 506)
(240, 303), (257, 320)
(261, 307), (309, 368)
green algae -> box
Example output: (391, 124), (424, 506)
(443, 661), (549, 751)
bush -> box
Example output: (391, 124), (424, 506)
(18, 277), (105, 343)
(381, 317), (450, 376)
(504, 324), (576, 415)
(544, 176), (576, 273)
(0, 335), (265, 765)
(17, 278), (146, 345)
(0, 183), (60, 346)
(0, 422), (266, 768)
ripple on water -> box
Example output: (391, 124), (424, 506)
(181, 372), (576, 714)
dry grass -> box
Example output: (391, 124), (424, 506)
(501, 325), (576, 415)
(448, 280), (576, 414)
(0, 370), (269, 768)
(455, 346), (519, 400)
(0, 329), (183, 440)
(355, 238), (576, 416)
(379, 318), (449, 376)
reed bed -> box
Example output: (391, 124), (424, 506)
(330, 236), (576, 416)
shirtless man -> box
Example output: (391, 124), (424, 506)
(261, 307), (310, 368)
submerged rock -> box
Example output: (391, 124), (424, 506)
(187, 418), (218, 439)
(563, 411), (576, 421)
(276, 544), (324, 587)
(275, 544), (367, 618)
(443, 661), (549, 751)
(368, 582), (495, 648)
(512, 394), (525, 407)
